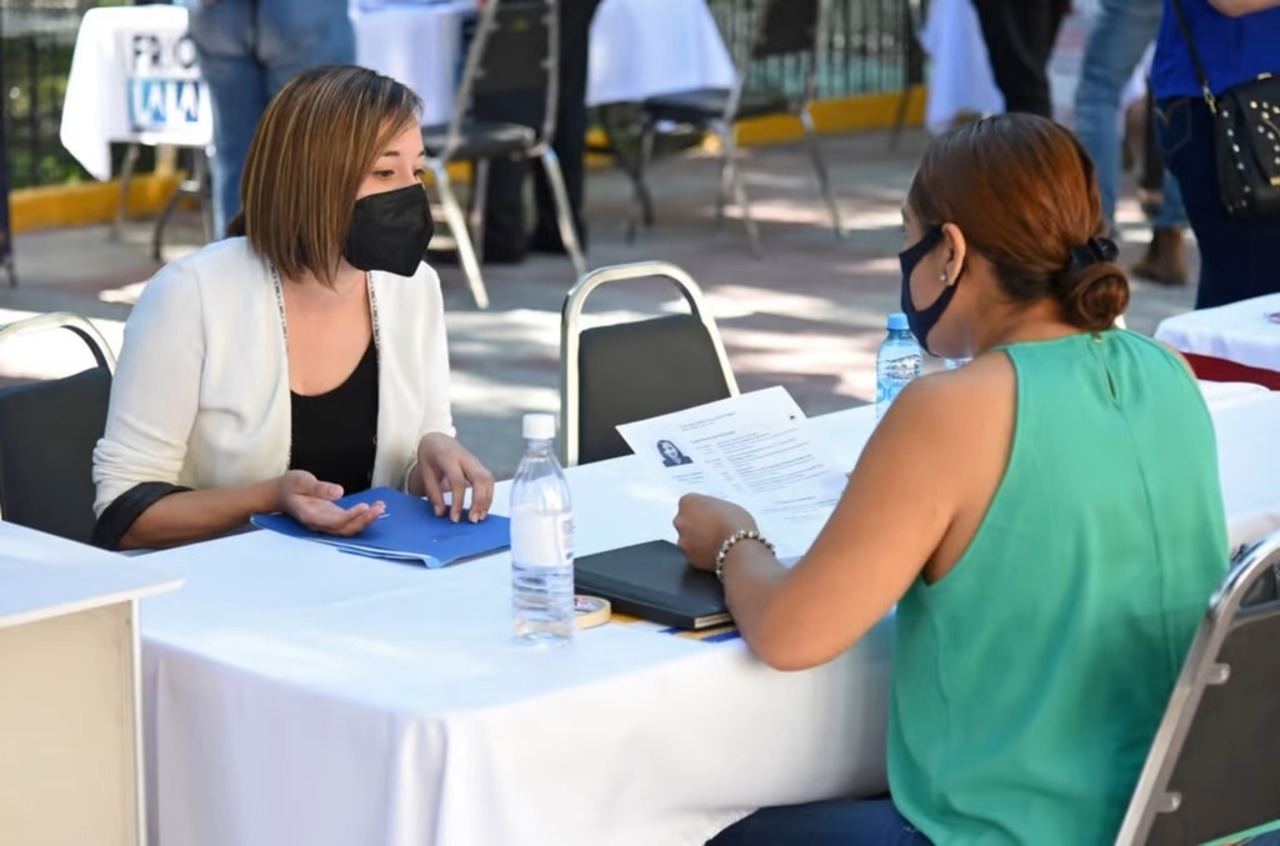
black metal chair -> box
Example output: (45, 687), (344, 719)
(628, 0), (845, 253)
(422, 0), (586, 310)
(1115, 531), (1280, 845)
(0, 313), (115, 544)
(560, 261), (738, 466)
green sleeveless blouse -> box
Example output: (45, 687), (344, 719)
(888, 331), (1228, 844)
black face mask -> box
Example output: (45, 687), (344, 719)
(343, 183), (435, 277)
(898, 224), (956, 355)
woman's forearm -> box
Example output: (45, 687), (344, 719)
(120, 480), (281, 550)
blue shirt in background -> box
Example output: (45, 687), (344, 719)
(1152, 0), (1280, 99)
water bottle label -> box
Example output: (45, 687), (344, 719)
(511, 513), (574, 568)
(877, 381), (904, 406)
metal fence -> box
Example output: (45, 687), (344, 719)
(711, 0), (926, 101)
(0, 0), (924, 190)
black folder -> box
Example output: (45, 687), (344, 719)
(574, 540), (732, 631)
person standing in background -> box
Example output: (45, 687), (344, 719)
(970, 0), (1071, 118)
(1075, 0), (1189, 286)
(179, 0), (356, 237)
(1151, 0), (1280, 309)
(475, 0), (602, 264)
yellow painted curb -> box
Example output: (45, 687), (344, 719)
(10, 174), (182, 235)
(9, 90), (924, 234)
(738, 86), (925, 146)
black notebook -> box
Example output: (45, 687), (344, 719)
(574, 540), (732, 631)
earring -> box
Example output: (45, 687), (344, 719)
(940, 273), (948, 283)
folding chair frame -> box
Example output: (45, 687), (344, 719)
(560, 261), (739, 467)
(427, 0), (586, 310)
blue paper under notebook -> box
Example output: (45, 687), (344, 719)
(251, 486), (510, 568)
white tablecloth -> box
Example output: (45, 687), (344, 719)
(137, 381), (1280, 846)
(586, 0), (734, 106)
(1155, 294), (1280, 374)
(62, 0), (734, 181)
(140, 450), (893, 846)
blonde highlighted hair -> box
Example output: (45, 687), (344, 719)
(235, 65), (423, 286)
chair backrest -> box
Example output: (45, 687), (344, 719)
(0, 313), (115, 544)
(560, 262), (739, 467)
(1115, 531), (1280, 845)
(717, 0), (821, 121)
(446, 0), (559, 156)
(752, 0), (820, 60)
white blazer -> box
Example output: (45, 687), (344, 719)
(93, 237), (454, 518)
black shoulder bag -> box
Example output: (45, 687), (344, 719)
(1169, 0), (1280, 217)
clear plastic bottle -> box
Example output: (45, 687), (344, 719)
(875, 313), (923, 420)
(944, 357), (972, 371)
(510, 413), (575, 645)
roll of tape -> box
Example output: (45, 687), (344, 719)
(574, 595), (612, 630)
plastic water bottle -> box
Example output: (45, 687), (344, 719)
(875, 313), (923, 420)
(944, 357), (972, 371)
(510, 413), (575, 645)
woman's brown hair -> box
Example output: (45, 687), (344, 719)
(906, 113), (1128, 332)
(232, 65), (423, 286)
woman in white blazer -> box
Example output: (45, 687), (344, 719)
(92, 65), (494, 550)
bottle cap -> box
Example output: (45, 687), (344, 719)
(523, 413), (557, 440)
(887, 312), (909, 331)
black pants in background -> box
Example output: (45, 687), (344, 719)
(1156, 97), (1280, 309)
(475, 0), (602, 260)
(971, 0), (1070, 118)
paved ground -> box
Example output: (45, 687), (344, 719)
(0, 128), (1199, 477)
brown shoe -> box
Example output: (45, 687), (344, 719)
(1131, 227), (1188, 286)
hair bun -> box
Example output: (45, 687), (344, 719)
(1057, 260), (1129, 332)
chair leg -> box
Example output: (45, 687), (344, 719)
(717, 123), (761, 256)
(538, 147), (587, 277)
(800, 108), (846, 240)
(468, 157), (490, 264)
(113, 142), (140, 242)
(151, 179), (187, 263)
(715, 131), (733, 229)
(429, 159), (490, 310)
(628, 120), (657, 244)
(890, 88), (912, 151)
(196, 149), (215, 243)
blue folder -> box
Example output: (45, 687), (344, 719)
(251, 487), (510, 569)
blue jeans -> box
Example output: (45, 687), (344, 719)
(179, 0), (355, 236)
(707, 798), (931, 846)
(1074, 0), (1185, 232)
(1156, 96), (1280, 309)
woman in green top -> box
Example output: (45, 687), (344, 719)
(683, 114), (1234, 845)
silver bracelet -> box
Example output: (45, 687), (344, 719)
(714, 529), (775, 583)
(401, 459), (420, 493)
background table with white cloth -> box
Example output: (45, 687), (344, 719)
(138, 382), (1280, 846)
(60, 5), (213, 183)
(1156, 294), (1280, 391)
(61, 1), (735, 182)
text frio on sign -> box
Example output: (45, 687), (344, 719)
(120, 30), (206, 136)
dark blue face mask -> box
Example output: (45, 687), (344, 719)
(898, 224), (956, 355)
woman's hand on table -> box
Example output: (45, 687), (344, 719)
(673, 494), (759, 571)
(416, 433), (495, 523)
(277, 470), (385, 535)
